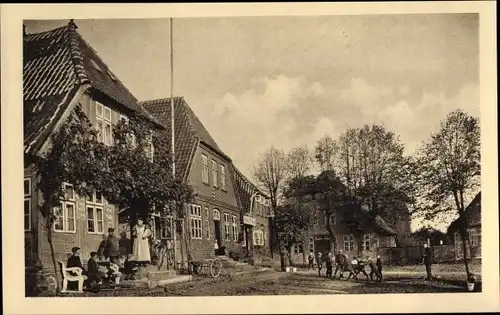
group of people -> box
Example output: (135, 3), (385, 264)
(308, 250), (383, 282)
(66, 228), (139, 292)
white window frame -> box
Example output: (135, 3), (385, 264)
(189, 204), (202, 239)
(253, 228), (264, 246)
(86, 191), (104, 234)
(204, 207), (210, 240)
(212, 160), (218, 188)
(24, 178), (31, 232)
(220, 165), (226, 190)
(53, 183), (76, 233)
(231, 215), (238, 242)
(343, 234), (354, 252)
(96, 102), (113, 146)
(363, 234), (371, 251)
(145, 133), (154, 162)
(201, 154), (209, 183)
(223, 213), (230, 240)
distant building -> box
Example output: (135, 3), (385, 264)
(286, 171), (401, 264)
(447, 192), (481, 260)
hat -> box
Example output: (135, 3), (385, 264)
(108, 228), (115, 232)
(71, 247), (80, 254)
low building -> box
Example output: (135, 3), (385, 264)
(448, 192), (481, 260)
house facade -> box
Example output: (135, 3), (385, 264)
(448, 192), (481, 260)
(23, 21), (162, 272)
(141, 97), (272, 262)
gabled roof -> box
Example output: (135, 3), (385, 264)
(23, 20), (160, 155)
(140, 97), (232, 180)
(448, 192), (481, 232)
(231, 165), (270, 211)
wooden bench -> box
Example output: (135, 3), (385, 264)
(59, 261), (87, 293)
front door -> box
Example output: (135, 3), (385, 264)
(315, 239), (331, 256)
(214, 220), (221, 254)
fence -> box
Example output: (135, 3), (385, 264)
(378, 244), (479, 266)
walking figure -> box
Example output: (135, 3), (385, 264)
(325, 252), (334, 279)
(376, 254), (383, 282)
(368, 256), (382, 282)
(307, 251), (315, 270)
(333, 250), (346, 280)
(316, 252), (323, 277)
(344, 256), (360, 282)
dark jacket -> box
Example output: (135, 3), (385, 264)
(423, 247), (432, 264)
(104, 235), (120, 257)
(335, 253), (347, 265)
(369, 260), (377, 271)
(376, 257), (382, 269)
(325, 256), (334, 268)
(87, 258), (99, 274)
(67, 255), (84, 270)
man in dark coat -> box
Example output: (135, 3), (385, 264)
(325, 252), (334, 279)
(67, 247), (85, 273)
(376, 254), (383, 281)
(333, 250), (346, 280)
(422, 244), (433, 280)
(316, 252), (323, 277)
(104, 228), (120, 263)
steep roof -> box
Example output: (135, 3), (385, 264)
(23, 20), (160, 155)
(448, 192), (481, 232)
(231, 165), (270, 211)
(141, 97), (232, 180)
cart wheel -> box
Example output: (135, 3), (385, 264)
(210, 258), (222, 278)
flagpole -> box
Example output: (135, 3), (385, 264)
(170, 17), (178, 270)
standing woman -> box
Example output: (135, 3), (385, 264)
(132, 217), (152, 265)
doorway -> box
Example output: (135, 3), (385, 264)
(214, 220), (222, 255)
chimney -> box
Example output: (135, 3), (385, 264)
(68, 19), (78, 30)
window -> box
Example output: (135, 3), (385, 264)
(343, 234), (354, 252)
(96, 102), (113, 146)
(189, 205), (202, 239)
(120, 115), (137, 148)
(469, 229), (478, 246)
(363, 234), (371, 251)
(86, 191), (104, 234)
(53, 183), (76, 233)
(204, 207), (210, 239)
(329, 212), (337, 225)
(253, 228), (264, 246)
(212, 160), (218, 187)
(231, 215), (238, 241)
(294, 243), (303, 255)
(24, 178), (31, 231)
(220, 165), (226, 190)
(145, 134), (154, 162)
(223, 213), (230, 240)
(201, 154), (208, 183)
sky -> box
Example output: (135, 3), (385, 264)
(25, 14), (479, 231)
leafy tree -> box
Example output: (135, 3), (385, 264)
(29, 106), (194, 293)
(253, 146), (288, 261)
(412, 226), (451, 246)
(413, 109), (480, 279)
(286, 146), (313, 179)
(274, 201), (316, 267)
(314, 135), (338, 172)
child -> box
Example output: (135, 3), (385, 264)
(123, 254), (138, 280)
(86, 251), (105, 292)
(325, 252), (334, 279)
(108, 259), (122, 284)
(344, 255), (359, 282)
(333, 250), (346, 280)
(307, 251), (315, 270)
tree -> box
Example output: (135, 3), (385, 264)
(30, 106), (194, 293)
(335, 124), (413, 247)
(286, 146), (313, 179)
(413, 109), (480, 279)
(274, 201), (316, 267)
(412, 226), (451, 246)
(314, 135), (338, 172)
(253, 146), (287, 263)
